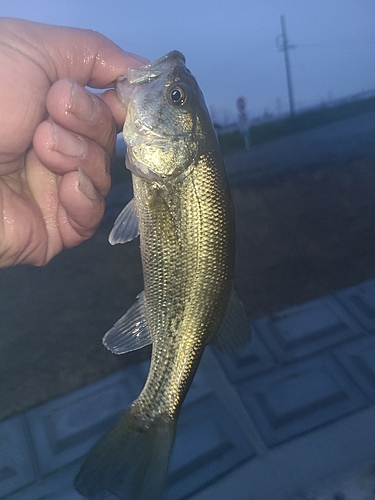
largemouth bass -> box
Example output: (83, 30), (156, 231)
(75, 51), (251, 500)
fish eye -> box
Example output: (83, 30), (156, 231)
(169, 86), (187, 106)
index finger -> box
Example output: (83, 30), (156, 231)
(0, 18), (148, 89)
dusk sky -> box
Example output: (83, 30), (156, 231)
(3, 1), (375, 122)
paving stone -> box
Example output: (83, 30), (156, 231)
(334, 336), (375, 402)
(253, 296), (363, 363)
(3, 463), (82, 500)
(200, 348), (269, 456)
(25, 369), (136, 477)
(132, 358), (253, 499)
(214, 329), (275, 382)
(236, 354), (369, 447)
(0, 416), (36, 498)
(190, 406), (375, 500)
(4, 281), (375, 499)
(5, 357), (237, 498)
(335, 278), (375, 330)
(167, 392), (255, 500)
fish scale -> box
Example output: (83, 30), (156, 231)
(134, 154), (233, 419)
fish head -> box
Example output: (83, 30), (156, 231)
(117, 51), (213, 187)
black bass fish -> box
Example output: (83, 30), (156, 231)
(75, 51), (251, 500)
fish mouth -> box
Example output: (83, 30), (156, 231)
(116, 50), (186, 127)
(125, 51), (185, 85)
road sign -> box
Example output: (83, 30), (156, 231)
(236, 96), (246, 113)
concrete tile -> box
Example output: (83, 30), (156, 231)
(0, 415), (36, 498)
(7, 359), (234, 499)
(236, 355), (369, 447)
(253, 296), (363, 363)
(25, 369), (136, 477)
(4, 282), (373, 500)
(335, 278), (375, 330)
(167, 392), (256, 500)
(200, 348), (268, 456)
(292, 460), (375, 500)
(2, 462), (118, 500)
(334, 336), (375, 402)
(190, 406), (375, 500)
(213, 329), (275, 382)
(3, 463), (81, 500)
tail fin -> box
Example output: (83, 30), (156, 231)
(74, 407), (176, 500)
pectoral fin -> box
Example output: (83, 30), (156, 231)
(109, 198), (139, 245)
(103, 292), (151, 354)
(211, 288), (252, 351)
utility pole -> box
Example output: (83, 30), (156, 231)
(276, 15), (295, 120)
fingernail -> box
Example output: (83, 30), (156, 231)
(53, 123), (87, 157)
(77, 167), (98, 201)
(69, 81), (98, 121)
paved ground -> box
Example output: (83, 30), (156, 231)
(1, 279), (375, 499)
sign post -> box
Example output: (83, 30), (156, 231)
(236, 97), (250, 150)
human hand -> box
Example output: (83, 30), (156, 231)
(0, 18), (146, 267)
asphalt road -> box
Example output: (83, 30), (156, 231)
(224, 109), (375, 183)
